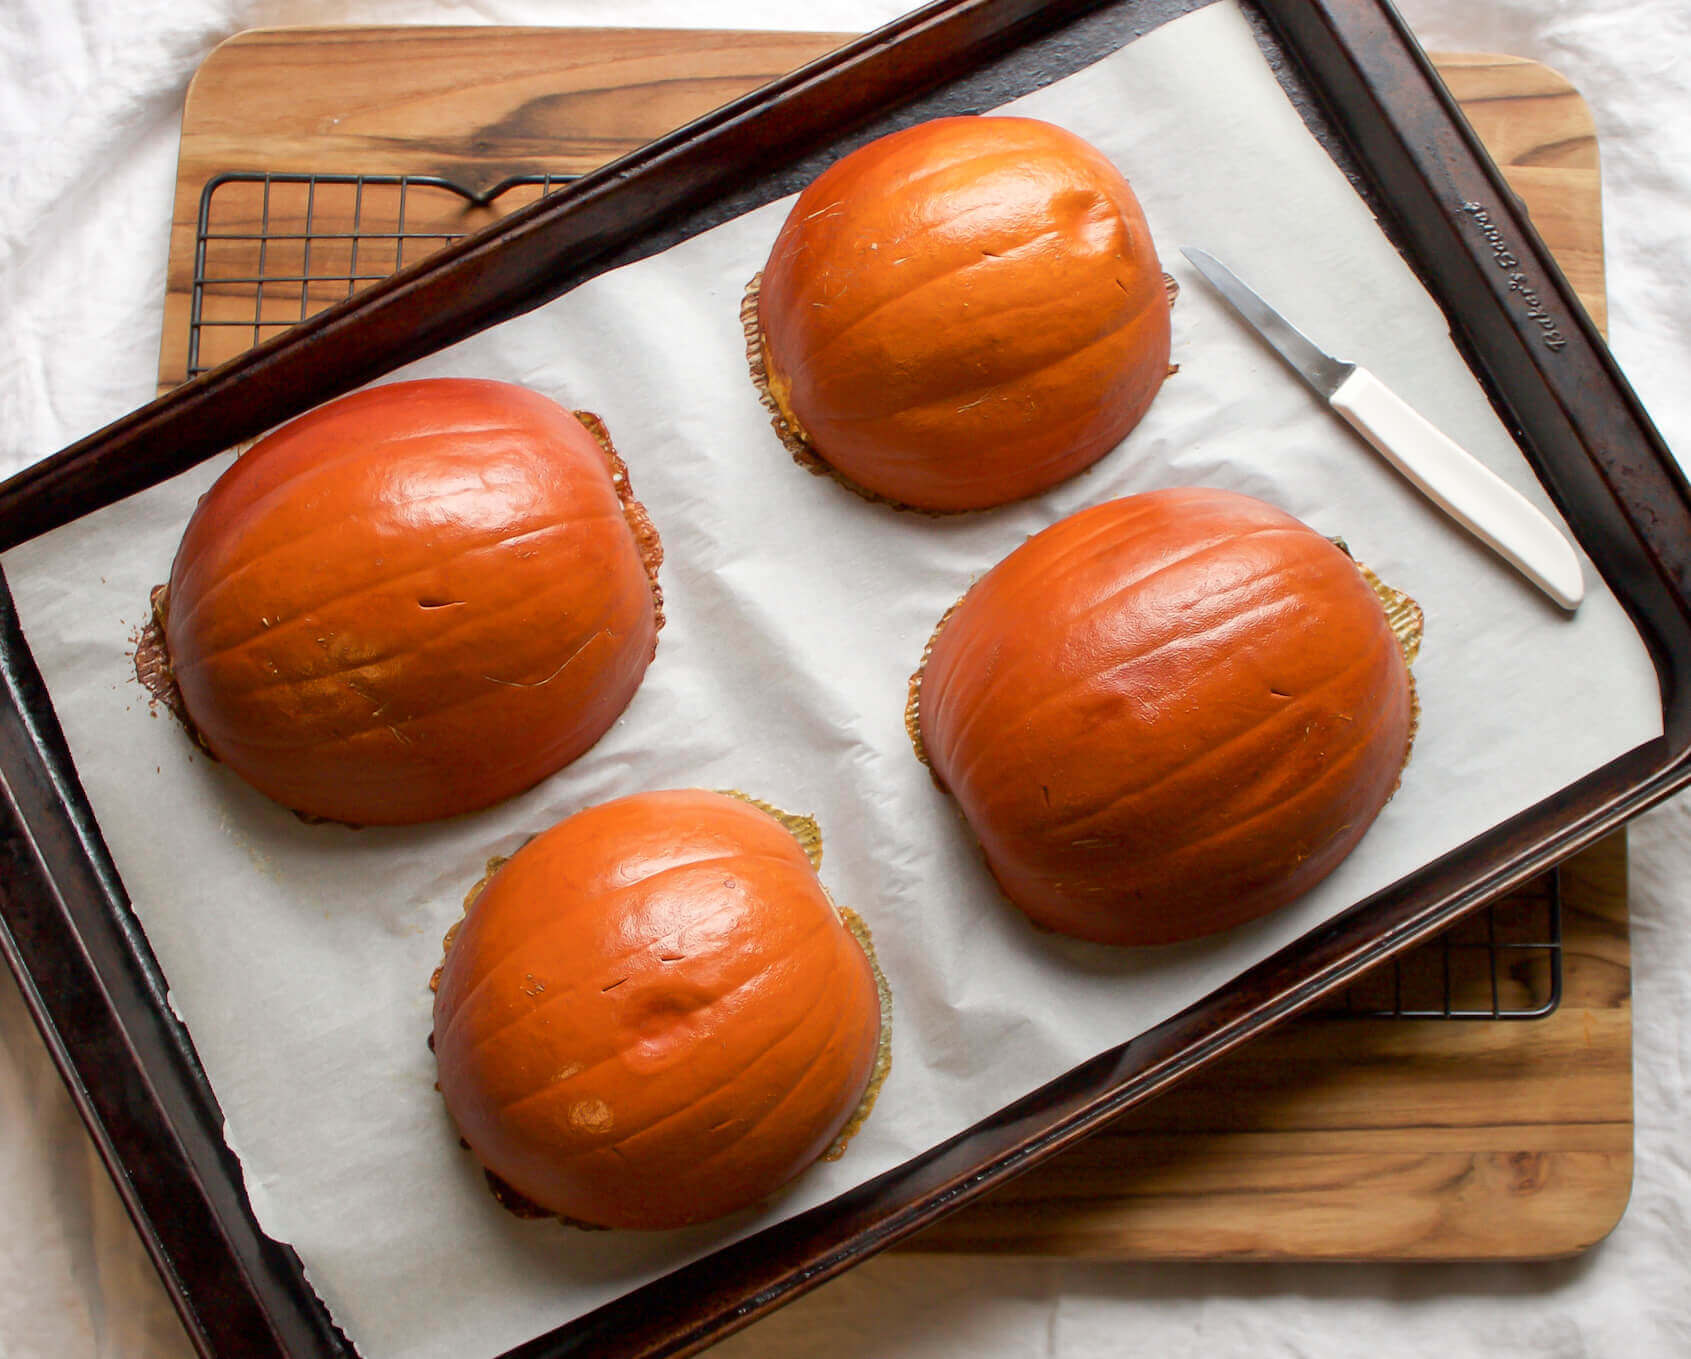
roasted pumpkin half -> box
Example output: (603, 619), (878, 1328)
(431, 789), (884, 1230)
(160, 379), (661, 825)
(754, 114), (1171, 511)
(912, 487), (1417, 945)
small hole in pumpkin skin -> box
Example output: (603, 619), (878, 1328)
(417, 596), (464, 609)
(1270, 688), (1292, 699)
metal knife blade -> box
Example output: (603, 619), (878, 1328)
(1182, 248), (1354, 397)
(1180, 247), (1584, 611)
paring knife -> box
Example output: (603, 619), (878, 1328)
(1180, 247), (1584, 612)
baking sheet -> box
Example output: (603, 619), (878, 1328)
(0, 3), (1663, 1356)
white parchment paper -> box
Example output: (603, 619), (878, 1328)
(0, 3), (1664, 1356)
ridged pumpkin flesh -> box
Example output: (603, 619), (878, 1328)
(162, 379), (660, 825)
(756, 115), (1172, 511)
(915, 488), (1415, 945)
(431, 789), (883, 1230)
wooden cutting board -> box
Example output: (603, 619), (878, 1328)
(157, 29), (1630, 1260)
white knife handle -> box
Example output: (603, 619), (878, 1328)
(1329, 367), (1584, 611)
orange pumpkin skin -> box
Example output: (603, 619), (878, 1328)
(918, 488), (1413, 945)
(163, 379), (658, 825)
(432, 790), (882, 1230)
(757, 115), (1171, 511)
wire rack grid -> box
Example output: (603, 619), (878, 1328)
(188, 170), (575, 377)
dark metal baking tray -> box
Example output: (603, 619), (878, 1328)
(1, 1), (1687, 1356)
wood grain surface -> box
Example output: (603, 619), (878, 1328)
(157, 29), (1630, 1260)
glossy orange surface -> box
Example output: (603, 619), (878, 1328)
(432, 789), (882, 1230)
(757, 115), (1171, 511)
(164, 379), (659, 825)
(917, 488), (1414, 945)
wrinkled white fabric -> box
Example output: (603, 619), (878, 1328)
(1, 3), (1688, 1358)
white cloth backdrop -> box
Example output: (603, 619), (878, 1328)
(2, 2), (1688, 1356)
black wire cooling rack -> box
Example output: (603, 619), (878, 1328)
(186, 168), (1564, 1021)
(1324, 867), (1562, 1019)
(188, 170), (577, 377)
